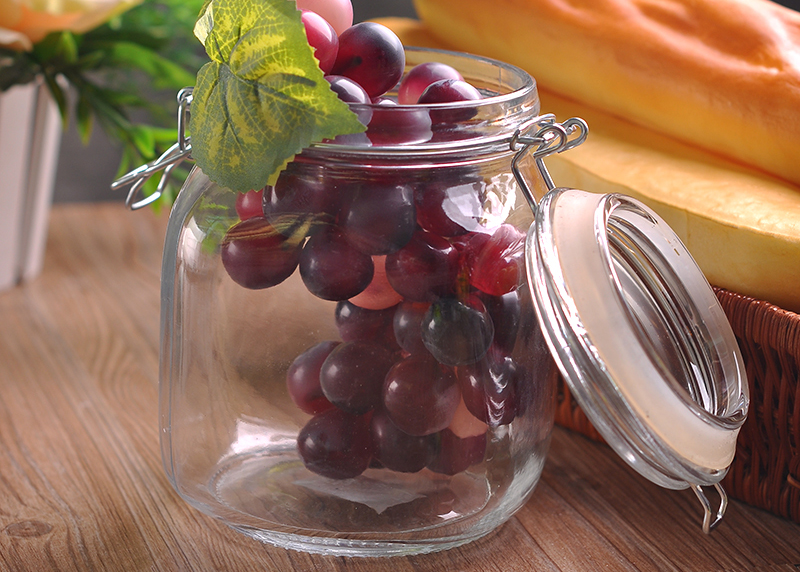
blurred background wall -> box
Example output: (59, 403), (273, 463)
(52, 0), (799, 203)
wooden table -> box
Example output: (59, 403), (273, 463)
(2, 202), (799, 572)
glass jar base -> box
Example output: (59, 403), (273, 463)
(199, 449), (520, 556)
(228, 524), (495, 557)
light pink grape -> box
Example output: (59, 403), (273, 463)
(301, 10), (339, 74)
(296, 0), (353, 36)
(348, 256), (404, 310)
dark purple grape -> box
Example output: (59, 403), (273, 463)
(456, 353), (519, 426)
(417, 79), (482, 104)
(478, 290), (521, 354)
(325, 74), (371, 104)
(320, 340), (395, 414)
(383, 354), (460, 436)
(418, 79), (482, 125)
(392, 300), (431, 355)
(451, 230), (490, 264)
(340, 182), (415, 255)
(332, 22), (405, 98)
(325, 75), (373, 128)
(385, 230), (459, 302)
(299, 226), (374, 300)
(286, 341), (339, 414)
(414, 181), (478, 238)
(301, 10), (339, 74)
(427, 428), (486, 475)
(220, 217), (303, 289)
(398, 62), (463, 105)
(335, 300), (397, 346)
(366, 104), (432, 146)
(421, 296), (494, 366)
(263, 164), (343, 237)
(370, 409), (436, 473)
(297, 408), (373, 479)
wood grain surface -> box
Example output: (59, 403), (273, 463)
(1, 202), (799, 572)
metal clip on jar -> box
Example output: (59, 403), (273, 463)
(114, 47), (748, 555)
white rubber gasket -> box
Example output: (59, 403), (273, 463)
(528, 189), (748, 486)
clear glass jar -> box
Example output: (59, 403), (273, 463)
(159, 48), (557, 556)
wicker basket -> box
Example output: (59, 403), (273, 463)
(553, 287), (800, 523)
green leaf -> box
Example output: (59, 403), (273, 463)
(54, 32), (80, 65)
(42, 72), (69, 127)
(76, 92), (94, 143)
(107, 42), (197, 88)
(0, 52), (38, 91)
(129, 125), (157, 157)
(189, 0), (365, 192)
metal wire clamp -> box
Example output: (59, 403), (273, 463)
(111, 88), (194, 210)
(693, 483), (728, 534)
(510, 116), (589, 214)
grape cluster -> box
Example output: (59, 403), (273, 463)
(220, 1), (527, 480)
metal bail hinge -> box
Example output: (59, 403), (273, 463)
(692, 483), (728, 534)
(111, 87), (194, 210)
(510, 116), (588, 215)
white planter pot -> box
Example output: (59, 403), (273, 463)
(0, 80), (62, 290)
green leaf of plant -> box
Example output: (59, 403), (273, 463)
(189, 0), (365, 192)
(76, 92), (94, 144)
(0, 52), (38, 91)
(107, 42), (197, 88)
(129, 125), (157, 158)
(42, 72), (69, 127)
(54, 31), (79, 65)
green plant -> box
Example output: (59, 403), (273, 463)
(0, 0), (206, 207)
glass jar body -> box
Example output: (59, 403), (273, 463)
(159, 48), (556, 556)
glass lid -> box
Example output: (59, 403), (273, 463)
(525, 187), (749, 532)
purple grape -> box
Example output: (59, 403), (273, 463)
(414, 181), (475, 237)
(335, 300), (397, 346)
(319, 340), (395, 414)
(366, 104), (432, 146)
(383, 354), (460, 436)
(299, 226), (374, 300)
(385, 230), (459, 302)
(263, 163), (343, 237)
(468, 224), (525, 296)
(427, 429), (486, 475)
(478, 290), (521, 354)
(340, 181), (415, 255)
(398, 62), (463, 105)
(286, 341), (339, 414)
(325, 74), (371, 104)
(392, 300), (431, 355)
(370, 409), (436, 473)
(297, 408), (373, 479)
(418, 78), (482, 125)
(332, 22), (405, 98)
(325, 75), (373, 127)
(220, 217), (303, 289)
(421, 296), (495, 366)
(456, 352), (519, 426)
(417, 79), (482, 104)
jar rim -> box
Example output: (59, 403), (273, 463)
(305, 46), (541, 158)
